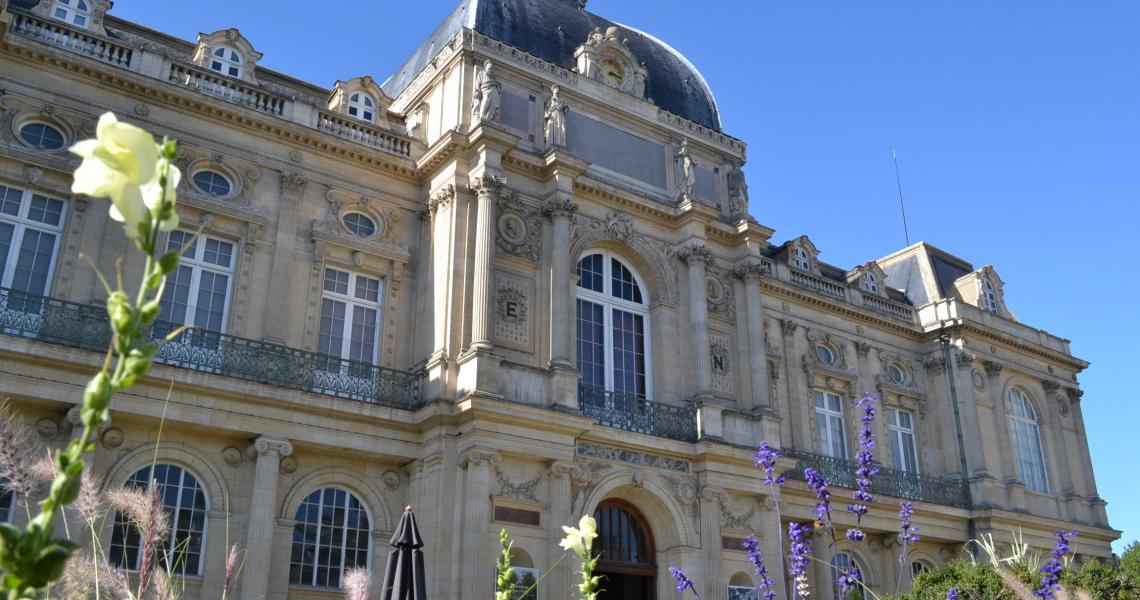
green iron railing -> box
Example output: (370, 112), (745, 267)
(783, 448), (971, 509)
(0, 288), (424, 410)
(578, 385), (698, 442)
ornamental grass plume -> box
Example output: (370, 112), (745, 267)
(0, 399), (40, 502)
(221, 544), (242, 600)
(343, 567), (372, 600)
(668, 567), (701, 599)
(108, 483), (171, 598)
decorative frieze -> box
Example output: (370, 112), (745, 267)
(576, 442), (690, 473)
(495, 466), (541, 502)
(705, 269), (736, 321)
(495, 193), (541, 261)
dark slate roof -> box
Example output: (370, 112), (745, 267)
(381, 0), (722, 131)
(929, 252), (972, 299)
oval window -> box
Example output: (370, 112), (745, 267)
(888, 363), (906, 385)
(191, 170), (232, 196)
(343, 212), (376, 237)
(19, 122), (66, 150)
(815, 344), (835, 366)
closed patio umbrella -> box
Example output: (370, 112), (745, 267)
(380, 505), (427, 600)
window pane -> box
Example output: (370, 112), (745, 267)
(318, 298), (347, 358)
(160, 265), (193, 325)
(11, 229), (56, 294)
(193, 271), (229, 331)
(576, 254), (604, 293)
(610, 258), (642, 303)
(0, 222), (13, 279)
(0, 186), (21, 216)
(27, 196), (63, 226)
(611, 309), (645, 397)
(202, 238), (233, 268)
(324, 269), (349, 295)
(354, 275), (380, 303)
(575, 299), (606, 388)
(348, 306), (377, 363)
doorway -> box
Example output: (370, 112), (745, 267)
(593, 500), (656, 600)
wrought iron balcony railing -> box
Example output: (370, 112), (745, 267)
(782, 448), (971, 509)
(578, 385), (697, 443)
(0, 288), (423, 410)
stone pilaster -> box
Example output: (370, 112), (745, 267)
(678, 243), (714, 399)
(263, 173), (307, 343)
(735, 263), (772, 415)
(547, 461), (581, 598)
(780, 319), (810, 449)
(459, 448), (500, 600)
(545, 196), (580, 411)
(697, 486), (726, 600)
(241, 437), (293, 600)
(1041, 380), (1076, 511)
(468, 174), (504, 350)
(984, 361), (1018, 486)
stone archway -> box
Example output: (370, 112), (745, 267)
(593, 499), (656, 600)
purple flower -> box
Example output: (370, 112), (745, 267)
(1035, 531), (1077, 599)
(669, 567), (701, 599)
(788, 522), (814, 579)
(838, 566), (863, 599)
(898, 501), (920, 544)
(742, 536), (777, 600)
(804, 467), (832, 523)
(754, 441), (786, 487)
(947, 588), (959, 600)
(846, 395), (879, 541)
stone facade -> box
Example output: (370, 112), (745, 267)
(0, 1), (1116, 599)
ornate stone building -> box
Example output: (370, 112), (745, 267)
(0, 0), (1117, 599)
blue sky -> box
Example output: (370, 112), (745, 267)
(108, 1), (1139, 552)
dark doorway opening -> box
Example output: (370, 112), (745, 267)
(593, 500), (656, 600)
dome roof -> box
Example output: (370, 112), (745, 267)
(382, 0), (722, 131)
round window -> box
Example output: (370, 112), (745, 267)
(888, 363), (906, 385)
(19, 122), (66, 150)
(815, 344), (835, 365)
(191, 170), (232, 196)
(343, 212), (377, 237)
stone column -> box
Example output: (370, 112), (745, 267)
(984, 361), (1018, 485)
(459, 448), (500, 600)
(1041, 381), (1076, 507)
(1067, 390), (1107, 524)
(736, 263), (772, 414)
(780, 319), (810, 449)
(468, 174), (504, 351)
(242, 437), (293, 600)
(263, 173), (306, 343)
(949, 349), (989, 479)
(678, 243), (714, 399)
(547, 461), (580, 599)
(697, 486), (726, 600)
(544, 196), (578, 370)
(760, 494), (788, 600)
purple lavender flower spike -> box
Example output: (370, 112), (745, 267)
(846, 395), (879, 541)
(754, 441), (786, 487)
(1035, 530), (1077, 599)
(742, 536), (777, 600)
(898, 502), (920, 544)
(947, 588), (959, 600)
(669, 567), (701, 599)
(788, 522), (814, 578)
(804, 467), (832, 523)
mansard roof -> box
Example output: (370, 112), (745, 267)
(381, 0), (723, 131)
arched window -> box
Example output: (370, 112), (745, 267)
(792, 247), (811, 271)
(1008, 388), (1049, 493)
(728, 572), (758, 600)
(982, 279), (999, 312)
(503, 548), (538, 600)
(347, 92), (376, 123)
(52, 0), (90, 27)
(289, 487), (370, 588)
(1, 477), (13, 523)
(832, 552), (865, 600)
(575, 252), (650, 399)
(108, 464), (208, 576)
(862, 273), (878, 294)
(592, 501), (655, 596)
(209, 46), (242, 78)
(911, 560), (933, 579)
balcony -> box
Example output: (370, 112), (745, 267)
(782, 448), (971, 509)
(316, 110), (412, 158)
(0, 288), (423, 410)
(167, 62), (288, 117)
(9, 11), (133, 68)
(578, 385), (697, 443)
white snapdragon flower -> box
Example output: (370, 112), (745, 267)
(141, 159), (181, 232)
(559, 515), (598, 558)
(68, 112), (161, 239)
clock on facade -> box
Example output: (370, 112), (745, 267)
(601, 58), (625, 86)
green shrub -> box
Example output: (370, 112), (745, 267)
(908, 561), (1015, 600)
(1063, 557), (1140, 600)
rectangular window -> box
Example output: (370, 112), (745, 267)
(814, 390), (847, 459)
(0, 184), (66, 298)
(888, 409), (920, 473)
(317, 268), (382, 365)
(159, 231), (234, 333)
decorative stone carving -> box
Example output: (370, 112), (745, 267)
(469, 173), (506, 198)
(705, 271), (736, 320)
(805, 329), (850, 371)
(576, 442), (690, 473)
(495, 193), (541, 261)
(720, 499), (758, 531)
(221, 447), (243, 467)
(574, 26), (647, 97)
(602, 211), (633, 242)
(923, 354), (947, 373)
(495, 467), (542, 502)
(471, 60), (501, 123)
(780, 319), (799, 336)
(249, 437), (293, 459)
(544, 85), (567, 148)
(725, 160), (750, 217)
(34, 418), (58, 440)
(427, 184), (455, 219)
(494, 272), (532, 351)
(709, 334), (734, 396)
(674, 242), (714, 267)
(674, 139), (696, 200)
(100, 428), (124, 449)
(381, 470), (401, 491)
(543, 196), (579, 219)
(571, 212), (678, 305)
(279, 456), (298, 474)
(955, 349), (976, 369)
(854, 341), (871, 358)
(731, 261), (769, 282)
(460, 448), (502, 468)
(972, 370), (986, 391)
(984, 361), (1003, 377)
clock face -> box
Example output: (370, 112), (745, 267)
(601, 58), (625, 86)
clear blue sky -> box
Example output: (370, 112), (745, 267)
(109, 1), (1139, 552)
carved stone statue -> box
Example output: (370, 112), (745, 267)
(726, 161), (749, 216)
(471, 60), (501, 123)
(544, 85), (568, 148)
(674, 139), (695, 200)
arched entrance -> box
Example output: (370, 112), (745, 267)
(593, 500), (656, 600)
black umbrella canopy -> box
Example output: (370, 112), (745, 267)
(380, 506), (427, 600)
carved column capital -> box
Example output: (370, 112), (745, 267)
(1041, 379), (1062, 396)
(468, 173), (505, 198)
(954, 349), (976, 369)
(543, 196), (579, 219)
(699, 485), (728, 506)
(983, 360), (1003, 377)
(427, 184), (455, 217)
(281, 171), (308, 193)
(780, 318), (799, 336)
(923, 354), (946, 373)
(732, 262), (768, 283)
(854, 341), (871, 358)
(548, 459), (583, 480)
(675, 243), (714, 268)
(459, 447), (501, 468)
(249, 436), (293, 458)
(1066, 388), (1083, 404)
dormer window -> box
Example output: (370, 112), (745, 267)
(347, 93), (376, 123)
(862, 272), (878, 294)
(210, 47), (242, 78)
(982, 278), (998, 312)
(792, 247), (811, 271)
(52, 0), (90, 28)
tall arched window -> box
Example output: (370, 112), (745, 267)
(289, 487), (370, 588)
(52, 0), (90, 27)
(108, 464), (208, 576)
(1008, 388), (1049, 493)
(575, 252), (651, 399)
(982, 279), (999, 312)
(592, 501), (655, 596)
(348, 93), (377, 123)
(209, 46), (242, 78)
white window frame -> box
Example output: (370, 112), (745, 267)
(160, 231), (235, 333)
(792, 247), (811, 271)
(982, 278), (999, 312)
(347, 92), (377, 123)
(1008, 387), (1049, 493)
(52, 0), (90, 28)
(813, 390), (847, 459)
(288, 486), (372, 589)
(0, 184), (66, 295)
(575, 250), (653, 399)
(318, 267), (383, 364)
(209, 46), (242, 78)
(888, 408), (920, 473)
(862, 272), (878, 294)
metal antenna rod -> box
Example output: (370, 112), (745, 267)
(892, 149), (911, 246)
